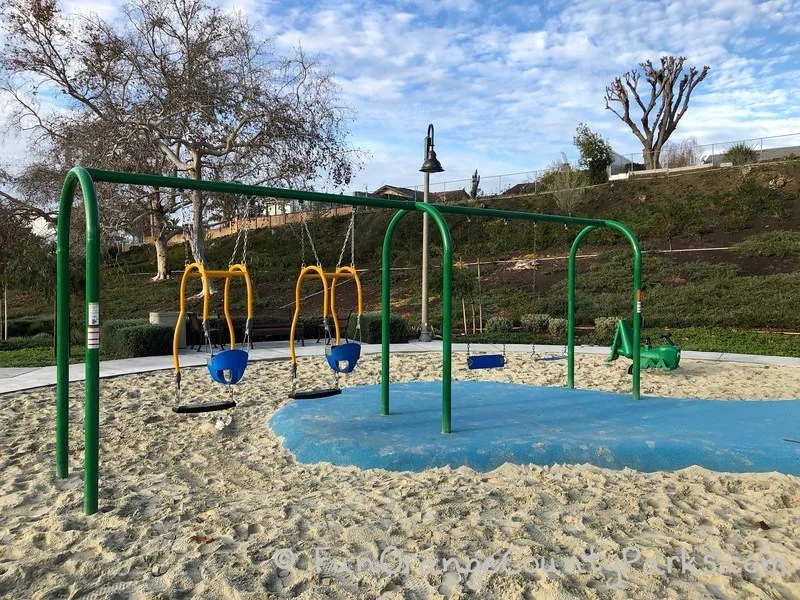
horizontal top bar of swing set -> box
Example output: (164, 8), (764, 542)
(79, 168), (623, 230)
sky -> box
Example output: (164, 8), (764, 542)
(2, 0), (799, 195)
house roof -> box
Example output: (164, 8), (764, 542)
(502, 182), (538, 196)
(361, 185), (469, 203)
(370, 185), (424, 200)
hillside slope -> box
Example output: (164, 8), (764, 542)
(7, 160), (800, 341)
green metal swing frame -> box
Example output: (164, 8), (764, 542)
(56, 167), (642, 514)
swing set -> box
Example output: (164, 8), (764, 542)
(55, 167), (643, 515)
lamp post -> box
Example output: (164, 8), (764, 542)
(419, 123), (444, 342)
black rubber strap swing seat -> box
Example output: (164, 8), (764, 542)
(173, 399), (237, 414)
(289, 388), (342, 400)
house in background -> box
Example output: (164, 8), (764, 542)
(356, 185), (469, 203)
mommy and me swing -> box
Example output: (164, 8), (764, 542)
(288, 208), (363, 399)
(172, 198), (253, 414)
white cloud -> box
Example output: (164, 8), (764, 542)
(1, 0), (799, 191)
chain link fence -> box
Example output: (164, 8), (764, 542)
(610, 132), (800, 177)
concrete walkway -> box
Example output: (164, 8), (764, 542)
(1, 341), (799, 396)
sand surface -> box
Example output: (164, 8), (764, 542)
(1, 352), (799, 599)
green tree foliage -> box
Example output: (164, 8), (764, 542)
(723, 143), (759, 166)
(573, 124), (613, 185)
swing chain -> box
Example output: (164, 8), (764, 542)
(203, 320), (213, 356)
(230, 195), (252, 266)
(300, 211), (322, 266)
(243, 317), (252, 351)
(322, 315), (332, 345)
(355, 314), (362, 343)
(336, 209), (356, 268)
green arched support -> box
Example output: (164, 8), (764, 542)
(567, 222), (642, 399)
(56, 167), (101, 514)
(382, 204), (453, 433)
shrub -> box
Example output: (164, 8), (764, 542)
(594, 317), (620, 342)
(520, 313), (550, 331)
(350, 313), (409, 344)
(485, 316), (514, 334)
(731, 231), (800, 258)
(5, 315), (54, 338)
(101, 319), (149, 357)
(108, 323), (174, 358)
(548, 318), (567, 337)
(723, 143), (758, 166)
(27, 317), (55, 336)
(298, 316), (320, 340)
(0, 333), (53, 351)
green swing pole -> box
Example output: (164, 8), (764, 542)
(381, 210), (408, 416)
(56, 167), (101, 514)
(567, 222), (642, 399)
(381, 204), (453, 433)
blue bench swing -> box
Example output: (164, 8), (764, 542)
(466, 343), (506, 370)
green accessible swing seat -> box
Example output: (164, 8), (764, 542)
(607, 318), (681, 373)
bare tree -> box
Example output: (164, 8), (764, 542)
(659, 136), (702, 168)
(1, 0), (361, 278)
(605, 56), (709, 170)
(547, 154), (585, 217)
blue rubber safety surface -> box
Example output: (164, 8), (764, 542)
(269, 381), (800, 475)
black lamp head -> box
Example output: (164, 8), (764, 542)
(419, 123), (444, 173)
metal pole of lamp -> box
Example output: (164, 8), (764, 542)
(419, 123), (444, 342)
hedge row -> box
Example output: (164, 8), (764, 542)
(348, 312), (409, 344)
(101, 319), (173, 358)
(5, 315), (54, 338)
(0, 333), (53, 351)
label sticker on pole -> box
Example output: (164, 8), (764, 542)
(88, 302), (100, 325)
(637, 290), (643, 314)
(87, 302), (100, 349)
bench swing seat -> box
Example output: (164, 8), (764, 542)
(533, 354), (567, 362)
(467, 353), (505, 370)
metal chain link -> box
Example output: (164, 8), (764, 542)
(300, 211), (322, 266)
(336, 210), (355, 268)
(230, 195), (252, 265)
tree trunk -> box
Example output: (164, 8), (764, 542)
(643, 148), (661, 170)
(147, 190), (173, 281)
(188, 154), (215, 294)
(152, 234), (171, 281)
